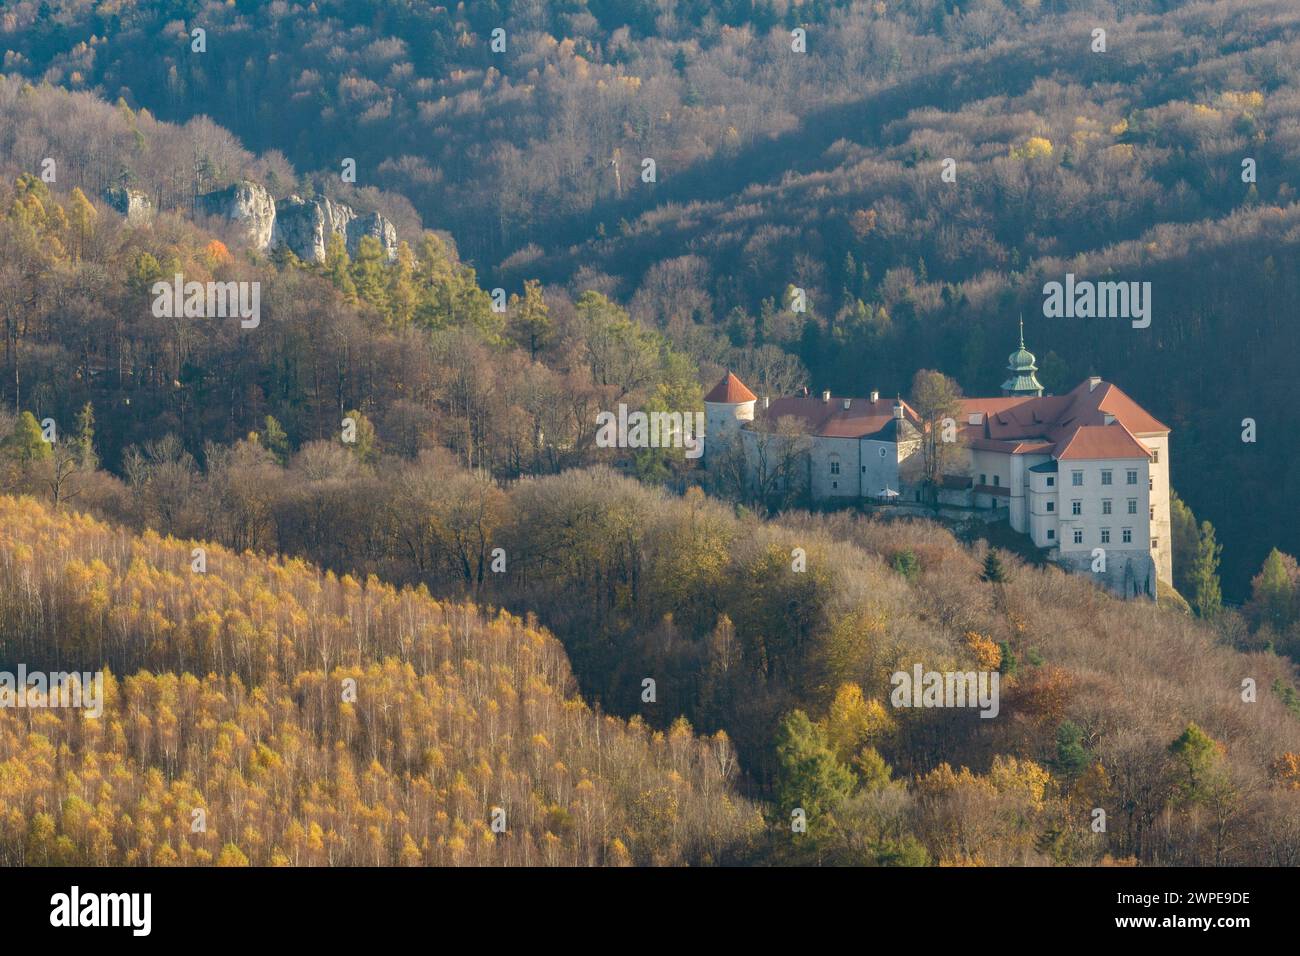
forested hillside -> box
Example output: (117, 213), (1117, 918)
(0, 494), (758, 865)
(4, 0), (1298, 596)
(4, 1), (1300, 870)
(5, 459), (1300, 865)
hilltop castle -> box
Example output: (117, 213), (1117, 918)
(704, 327), (1171, 599)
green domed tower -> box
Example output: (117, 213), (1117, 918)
(1001, 316), (1044, 397)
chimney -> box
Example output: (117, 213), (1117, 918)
(893, 403), (904, 420)
(843, 398), (851, 410)
(870, 390), (879, 403)
(822, 389), (831, 404)
(1088, 376), (1102, 392)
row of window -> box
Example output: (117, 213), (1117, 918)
(980, 462), (1161, 492)
(1071, 468), (1141, 486)
(1057, 499), (1155, 518)
(1046, 527), (1160, 548)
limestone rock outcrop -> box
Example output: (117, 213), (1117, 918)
(102, 186), (154, 225)
(274, 195), (351, 263)
(345, 210), (399, 262)
(195, 181), (400, 264)
(196, 180), (277, 252)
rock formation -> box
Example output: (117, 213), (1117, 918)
(102, 186), (154, 225)
(196, 180), (277, 252)
(193, 180), (399, 263)
(345, 211), (399, 262)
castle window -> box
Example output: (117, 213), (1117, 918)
(1122, 528), (1132, 543)
(1073, 529), (1083, 544)
(980, 474), (986, 485)
(993, 475), (1000, 487)
(832, 481), (838, 490)
(1128, 499), (1137, 514)
(830, 459), (840, 475)
(1149, 505), (1155, 520)
(1046, 500), (1055, 512)
(1101, 528), (1110, 544)
(1071, 500), (1081, 515)
(1152, 538), (1159, 549)
(879, 447), (887, 459)
(1046, 476), (1055, 487)
(1101, 470), (1113, 486)
(1102, 499), (1112, 515)
(1047, 529), (1055, 541)
(1149, 476), (1154, 491)
(1072, 471), (1083, 486)
(1126, 469), (1138, 485)
(1151, 449), (1159, 464)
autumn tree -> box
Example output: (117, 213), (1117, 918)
(909, 369), (962, 504)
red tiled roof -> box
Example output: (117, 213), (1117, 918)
(757, 394), (921, 439)
(1055, 423), (1151, 460)
(704, 372), (757, 403)
(957, 378), (1166, 460)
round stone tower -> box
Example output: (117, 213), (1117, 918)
(703, 371), (757, 462)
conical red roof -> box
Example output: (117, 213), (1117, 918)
(704, 372), (757, 403)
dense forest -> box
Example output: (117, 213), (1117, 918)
(4, 0), (1298, 596)
(3, 1), (1300, 867)
(0, 495), (759, 865)
(5, 459), (1300, 864)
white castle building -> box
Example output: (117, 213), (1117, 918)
(704, 327), (1171, 599)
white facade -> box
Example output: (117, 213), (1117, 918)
(706, 366), (1172, 601)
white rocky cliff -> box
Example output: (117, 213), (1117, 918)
(190, 180), (400, 263)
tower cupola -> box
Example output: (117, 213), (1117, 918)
(1002, 317), (1044, 397)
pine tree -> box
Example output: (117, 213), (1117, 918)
(1054, 721), (1089, 778)
(386, 241), (418, 328)
(74, 402), (97, 470)
(774, 709), (855, 819)
(5, 411), (51, 463)
(1168, 722), (1223, 804)
(260, 415), (290, 465)
(323, 232), (357, 300)
(342, 408), (378, 464)
(350, 235), (389, 312)
(1170, 491), (1199, 597)
(67, 187), (96, 260)
(507, 279), (551, 359)
(1248, 549), (1296, 631)
(1190, 521), (1223, 619)
(981, 549), (1007, 583)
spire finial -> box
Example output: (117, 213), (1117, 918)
(1019, 313), (1025, 349)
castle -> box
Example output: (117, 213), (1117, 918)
(704, 326), (1171, 599)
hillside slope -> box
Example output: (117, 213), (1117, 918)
(0, 495), (758, 866)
